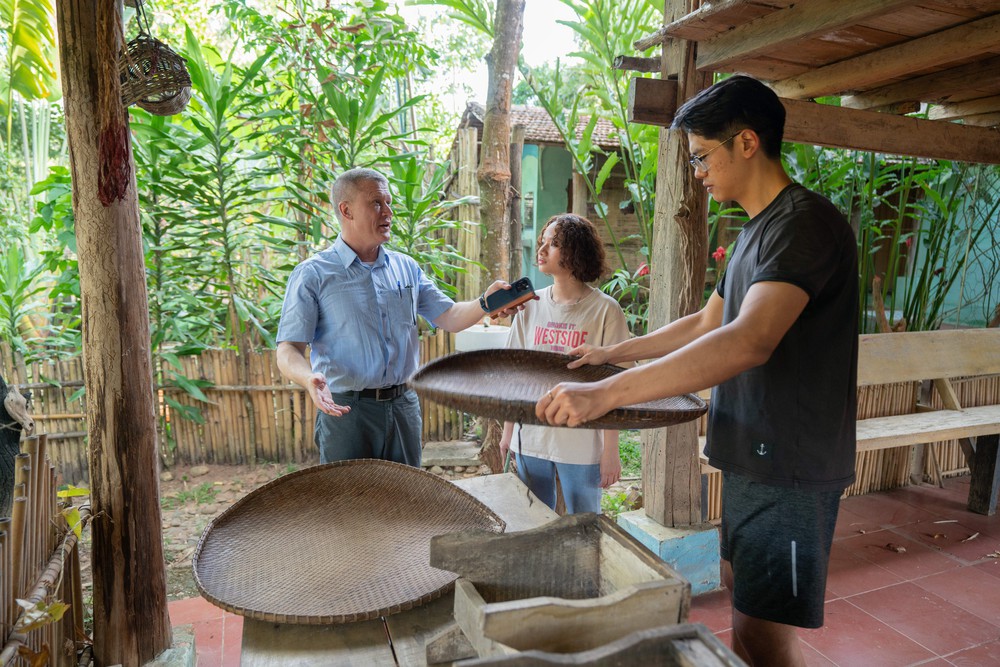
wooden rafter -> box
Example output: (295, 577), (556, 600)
(629, 77), (1000, 164)
(695, 0), (914, 72)
(770, 13), (1000, 99)
(841, 55), (1000, 110)
(929, 95), (1000, 120)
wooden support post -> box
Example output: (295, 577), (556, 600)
(509, 124), (525, 279)
(55, 0), (172, 662)
(968, 434), (1000, 516)
(641, 0), (710, 529)
(478, 0), (526, 285)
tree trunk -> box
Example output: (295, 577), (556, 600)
(508, 124), (525, 279)
(641, 0), (711, 528)
(56, 0), (172, 662)
(478, 0), (525, 284)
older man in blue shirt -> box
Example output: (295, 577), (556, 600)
(277, 167), (512, 466)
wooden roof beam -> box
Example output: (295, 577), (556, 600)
(929, 95), (1000, 121)
(770, 13), (1000, 99)
(695, 0), (914, 72)
(953, 112), (1000, 128)
(842, 56), (1000, 110)
(633, 0), (796, 50)
(628, 77), (1000, 164)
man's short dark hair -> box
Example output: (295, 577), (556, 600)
(671, 75), (785, 159)
(331, 168), (388, 219)
(539, 214), (608, 284)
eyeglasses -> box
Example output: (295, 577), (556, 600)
(689, 132), (742, 171)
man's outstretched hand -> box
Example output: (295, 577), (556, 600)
(308, 373), (350, 417)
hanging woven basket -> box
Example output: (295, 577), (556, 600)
(119, 34), (192, 116)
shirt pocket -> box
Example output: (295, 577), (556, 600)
(381, 285), (416, 338)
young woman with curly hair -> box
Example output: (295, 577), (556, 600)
(499, 214), (631, 513)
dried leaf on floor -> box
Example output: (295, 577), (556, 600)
(884, 543), (907, 553)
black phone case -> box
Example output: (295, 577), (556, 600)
(484, 277), (535, 315)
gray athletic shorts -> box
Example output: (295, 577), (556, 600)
(719, 472), (841, 628)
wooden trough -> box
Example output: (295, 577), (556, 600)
(425, 512), (732, 665)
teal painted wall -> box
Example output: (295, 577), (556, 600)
(890, 174), (1000, 329)
(521, 145), (574, 289)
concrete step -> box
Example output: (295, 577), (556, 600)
(423, 440), (482, 468)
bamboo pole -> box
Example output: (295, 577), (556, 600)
(9, 494), (26, 624)
(0, 505), (91, 663)
(0, 518), (9, 637)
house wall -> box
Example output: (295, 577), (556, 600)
(522, 145), (645, 289)
(893, 191), (1000, 329)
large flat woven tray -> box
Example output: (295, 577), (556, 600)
(409, 349), (707, 429)
(192, 460), (505, 624)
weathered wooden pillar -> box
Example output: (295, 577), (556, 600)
(56, 0), (172, 662)
(457, 127), (482, 301)
(509, 124), (525, 279)
(641, 0), (711, 528)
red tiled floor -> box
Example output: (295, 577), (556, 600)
(799, 599), (936, 667)
(911, 564), (1000, 621)
(847, 582), (1000, 656)
(825, 541), (904, 599)
(168, 596), (242, 667)
(946, 639), (1000, 666)
(689, 476), (1000, 666)
(835, 529), (961, 581)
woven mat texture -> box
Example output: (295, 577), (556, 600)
(409, 349), (707, 429)
(193, 459), (505, 624)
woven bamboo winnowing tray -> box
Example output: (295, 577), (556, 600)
(192, 460), (505, 624)
(409, 349), (707, 429)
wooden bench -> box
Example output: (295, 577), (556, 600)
(700, 328), (1000, 517)
(856, 328), (1000, 515)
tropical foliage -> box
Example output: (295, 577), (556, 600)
(1, 0), (998, 388)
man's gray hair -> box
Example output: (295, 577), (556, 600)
(331, 167), (388, 220)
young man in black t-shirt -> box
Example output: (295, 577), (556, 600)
(535, 75), (858, 666)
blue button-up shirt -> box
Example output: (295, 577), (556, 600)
(277, 238), (454, 391)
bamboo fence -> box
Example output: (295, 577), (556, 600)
(4, 333), (465, 484)
(0, 434), (87, 666)
(5, 341), (993, 507)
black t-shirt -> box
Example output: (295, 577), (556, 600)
(706, 183), (858, 491)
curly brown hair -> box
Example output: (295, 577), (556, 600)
(538, 214), (608, 284)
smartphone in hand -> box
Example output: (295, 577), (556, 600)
(484, 277), (535, 317)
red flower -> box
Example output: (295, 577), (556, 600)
(904, 237), (913, 249)
(636, 262), (650, 277)
(712, 246), (727, 262)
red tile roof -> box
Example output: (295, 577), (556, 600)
(460, 102), (621, 151)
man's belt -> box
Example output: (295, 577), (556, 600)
(356, 383), (408, 401)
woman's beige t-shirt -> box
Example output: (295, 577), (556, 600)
(506, 286), (631, 464)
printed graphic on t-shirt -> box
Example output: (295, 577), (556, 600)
(533, 321), (589, 352)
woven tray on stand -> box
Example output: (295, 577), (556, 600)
(192, 460), (505, 624)
(408, 349), (707, 430)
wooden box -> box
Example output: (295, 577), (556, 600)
(427, 512), (692, 662)
(457, 624), (743, 666)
